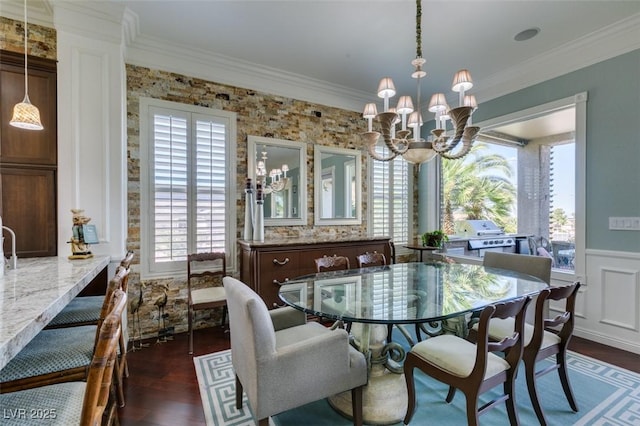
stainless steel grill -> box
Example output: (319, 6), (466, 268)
(456, 220), (516, 250)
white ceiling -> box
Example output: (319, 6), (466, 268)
(3, 0), (639, 138)
(112, 0), (640, 106)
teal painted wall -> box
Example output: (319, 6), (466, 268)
(419, 49), (640, 252)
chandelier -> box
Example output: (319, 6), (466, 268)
(256, 150), (289, 194)
(361, 0), (479, 164)
(10, 0), (43, 131)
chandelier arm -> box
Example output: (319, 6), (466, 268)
(378, 112), (410, 156)
(362, 131), (400, 162)
(431, 136), (460, 154)
(439, 126), (480, 159)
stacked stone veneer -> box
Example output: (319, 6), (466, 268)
(125, 64), (385, 339)
(0, 17), (56, 60)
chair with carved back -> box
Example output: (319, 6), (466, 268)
(0, 266), (130, 411)
(187, 251), (227, 355)
(470, 282), (581, 425)
(356, 251), (387, 268)
(404, 296), (531, 425)
(0, 288), (127, 426)
(314, 254), (350, 273)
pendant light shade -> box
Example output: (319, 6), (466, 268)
(10, 94), (43, 130)
(10, 0), (43, 131)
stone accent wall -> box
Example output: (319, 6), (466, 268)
(126, 64), (378, 339)
(0, 17), (56, 60)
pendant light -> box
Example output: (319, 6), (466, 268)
(10, 0), (43, 131)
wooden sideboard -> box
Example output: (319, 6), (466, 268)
(238, 237), (392, 308)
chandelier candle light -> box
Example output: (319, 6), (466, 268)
(9, 0), (43, 131)
(361, 0), (479, 164)
(256, 149), (289, 193)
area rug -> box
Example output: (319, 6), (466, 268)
(194, 349), (640, 426)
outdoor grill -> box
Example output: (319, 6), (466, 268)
(456, 220), (516, 251)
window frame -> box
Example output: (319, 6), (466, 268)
(139, 97), (237, 279)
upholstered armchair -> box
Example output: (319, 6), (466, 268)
(223, 277), (368, 426)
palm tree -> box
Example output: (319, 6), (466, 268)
(442, 143), (516, 234)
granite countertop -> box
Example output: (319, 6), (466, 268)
(0, 255), (110, 370)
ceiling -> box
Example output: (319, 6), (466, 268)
(3, 0), (639, 138)
(114, 0), (639, 104)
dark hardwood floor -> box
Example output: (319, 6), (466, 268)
(118, 328), (640, 426)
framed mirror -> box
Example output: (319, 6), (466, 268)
(314, 146), (362, 225)
(248, 136), (307, 226)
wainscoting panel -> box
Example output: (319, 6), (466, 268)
(599, 267), (639, 331)
(576, 249), (640, 354)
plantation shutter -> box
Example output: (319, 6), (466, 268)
(153, 110), (189, 263)
(371, 146), (410, 245)
(150, 107), (227, 265)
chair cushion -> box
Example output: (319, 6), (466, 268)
(410, 334), (510, 378)
(192, 286), (226, 305)
(48, 295), (103, 327)
(0, 325), (95, 382)
(274, 321), (328, 348)
(0, 381), (85, 425)
(476, 318), (562, 349)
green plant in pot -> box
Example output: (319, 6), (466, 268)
(421, 230), (449, 248)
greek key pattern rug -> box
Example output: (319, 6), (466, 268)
(194, 349), (640, 426)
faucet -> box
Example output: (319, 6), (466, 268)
(2, 225), (18, 270)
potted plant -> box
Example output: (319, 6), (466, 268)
(421, 230), (449, 248)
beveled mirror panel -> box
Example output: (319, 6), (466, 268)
(248, 136), (307, 226)
(314, 146), (362, 225)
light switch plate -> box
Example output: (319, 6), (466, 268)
(609, 217), (640, 230)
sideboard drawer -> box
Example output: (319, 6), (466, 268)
(257, 252), (300, 307)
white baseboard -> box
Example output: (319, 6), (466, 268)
(574, 327), (640, 356)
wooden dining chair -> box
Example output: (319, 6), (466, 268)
(470, 282), (581, 425)
(481, 251), (551, 326)
(0, 266), (130, 409)
(187, 251), (227, 355)
(314, 254), (350, 272)
(404, 296), (531, 426)
(0, 288), (127, 426)
(356, 251), (387, 268)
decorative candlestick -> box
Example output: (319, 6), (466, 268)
(244, 178), (254, 241)
(254, 183), (264, 242)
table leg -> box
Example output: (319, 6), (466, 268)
(328, 323), (408, 425)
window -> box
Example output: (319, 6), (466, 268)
(438, 93), (587, 279)
(442, 138), (575, 272)
(369, 148), (411, 245)
(140, 98), (237, 278)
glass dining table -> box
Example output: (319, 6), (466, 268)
(278, 261), (548, 425)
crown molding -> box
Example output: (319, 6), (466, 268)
(51, 1), (126, 45)
(125, 34), (371, 112)
(3, 3), (638, 111)
(474, 13), (640, 104)
(0, 0), (53, 27)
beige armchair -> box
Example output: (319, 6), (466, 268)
(223, 277), (368, 426)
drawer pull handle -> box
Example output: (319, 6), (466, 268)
(273, 278), (290, 286)
(272, 257), (290, 266)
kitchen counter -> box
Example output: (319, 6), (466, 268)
(0, 255), (110, 370)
